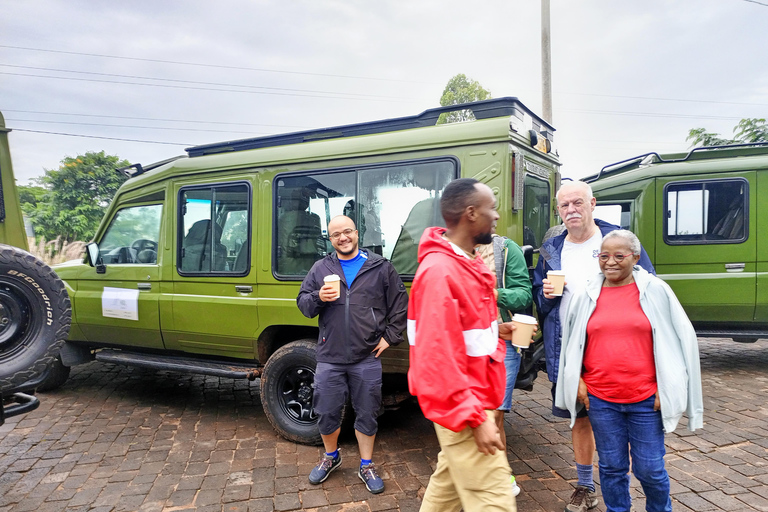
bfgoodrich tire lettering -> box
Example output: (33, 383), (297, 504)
(260, 339), (322, 445)
(0, 245), (71, 394)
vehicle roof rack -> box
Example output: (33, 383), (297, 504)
(116, 156), (186, 179)
(583, 141), (768, 183)
(185, 97), (553, 158)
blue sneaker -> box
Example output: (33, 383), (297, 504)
(308, 451), (341, 484)
(358, 462), (384, 494)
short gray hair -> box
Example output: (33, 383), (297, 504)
(556, 181), (593, 204)
(602, 229), (641, 255)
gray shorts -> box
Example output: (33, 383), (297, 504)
(313, 354), (382, 436)
(551, 382), (588, 419)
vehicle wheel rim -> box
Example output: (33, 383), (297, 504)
(0, 285), (32, 350)
(277, 364), (318, 425)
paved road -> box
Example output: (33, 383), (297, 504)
(1, 338), (768, 512)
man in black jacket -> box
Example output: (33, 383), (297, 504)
(297, 215), (408, 494)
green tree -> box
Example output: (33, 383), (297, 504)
(687, 118), (767, 147)
(25, 151), (129, 243)
(437, 74), (492, 124)
(17, 184), (47, 208)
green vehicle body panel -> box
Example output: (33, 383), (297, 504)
(54, 103), (561, 370)
(588, 144), (768, 337)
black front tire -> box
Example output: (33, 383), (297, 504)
(260, 339), (322, 445)
(0, 245), (71, 394)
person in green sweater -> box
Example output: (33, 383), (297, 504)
(477, 234), (533, 495)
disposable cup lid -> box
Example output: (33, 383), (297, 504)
(324, 274), (340, 282)
(547, 270), (566, 276)
(512, 314), (538, 325)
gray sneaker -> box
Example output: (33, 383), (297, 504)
(565, 486), (599, 512)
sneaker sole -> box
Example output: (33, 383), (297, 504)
(358, 471), (384, 494)
(308, 458), (341, 485)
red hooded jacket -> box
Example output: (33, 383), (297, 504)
(407, 227), (506, 432)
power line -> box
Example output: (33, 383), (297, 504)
(0, 71), (421, 103)
(2, 109), (310, 129)
(0, 64), (423, 102)
(559, 91), (768, 108)
(561, 108), (744, 121)
(11, 128), (191, 146)
(8, 118), (270, 135)
(0, 44), (435, 85)
(742, 0), (768, 6)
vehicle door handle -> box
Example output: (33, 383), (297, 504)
(725, 263), (745, 272)
(137, 283), (152, 291)
(235, 285), (253, 293)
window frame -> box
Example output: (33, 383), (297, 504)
(522, 173), (551, 249)
(176, 180), (253, 277)
(97, 202), (164, 265)
(662, 177), (749, 246)
(272, 156), (460, 280)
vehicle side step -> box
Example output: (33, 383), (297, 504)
(696, 329), (768, 339)
(95, 350), (261, 380)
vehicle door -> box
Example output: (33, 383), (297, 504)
(75, 201), (165, 348)
(655, 173), (757, 325)
(163, 180), (259, 359)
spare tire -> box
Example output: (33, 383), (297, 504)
(0, 245), (71, 394)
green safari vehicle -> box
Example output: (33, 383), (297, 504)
(49, 98), (561, 444)
(587, 142), (768, 343)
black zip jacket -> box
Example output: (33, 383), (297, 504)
(297, 250), (408, 364)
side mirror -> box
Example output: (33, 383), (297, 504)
(86, 242), (106, 274)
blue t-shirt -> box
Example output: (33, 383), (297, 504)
(339, 251), (368, 287)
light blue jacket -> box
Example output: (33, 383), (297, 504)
(555, 267), (703, 433)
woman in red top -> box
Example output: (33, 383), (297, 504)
(577, 231), (670, 512)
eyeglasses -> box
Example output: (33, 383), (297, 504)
(597, 252), (635, 263)
(329, 228), (356, 240)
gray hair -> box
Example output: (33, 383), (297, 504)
(602, 229), (641, 255)
(556, 180), (594, 204)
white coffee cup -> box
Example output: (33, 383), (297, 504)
(323, 274), (341, 300)
(511, 314), (538, 349)
(547, 270), (566, 297)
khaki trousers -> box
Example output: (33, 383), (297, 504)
(420, 417), (517, 512)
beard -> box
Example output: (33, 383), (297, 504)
(336, 242), (359, 257)
(474, 232), (493, 245)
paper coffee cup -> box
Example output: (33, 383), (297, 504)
(323, 274), (341, 299)
(547, 270), (565, 297)
(511, 314), (537, 349)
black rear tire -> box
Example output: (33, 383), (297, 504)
(733, 336), (759, 343)
(0, 245), (71, 394)
(260, 339), (322, 445)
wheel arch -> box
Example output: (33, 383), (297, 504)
(256, 324), (317, 364)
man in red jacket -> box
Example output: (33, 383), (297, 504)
(408, 178), (520, 512)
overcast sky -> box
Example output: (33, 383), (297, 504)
(2, 0), (767, 186)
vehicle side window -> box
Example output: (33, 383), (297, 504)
(593, 203), (631, 230)
(274, 159), (455, 277)
(99, 204), (163, 264)
(523, 174), (550, 248)
(178, 183), (251, 274)
(664, 179), (748, 244)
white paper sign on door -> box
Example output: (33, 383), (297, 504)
(102, 287), (139, 321)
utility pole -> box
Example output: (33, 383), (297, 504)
(541, 0), (553, 124)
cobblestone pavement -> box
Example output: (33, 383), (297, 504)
(2, 337), (768, 511)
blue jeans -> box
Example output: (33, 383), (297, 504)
(588, 394), (671, 512)
(498, 340), (522, 411)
